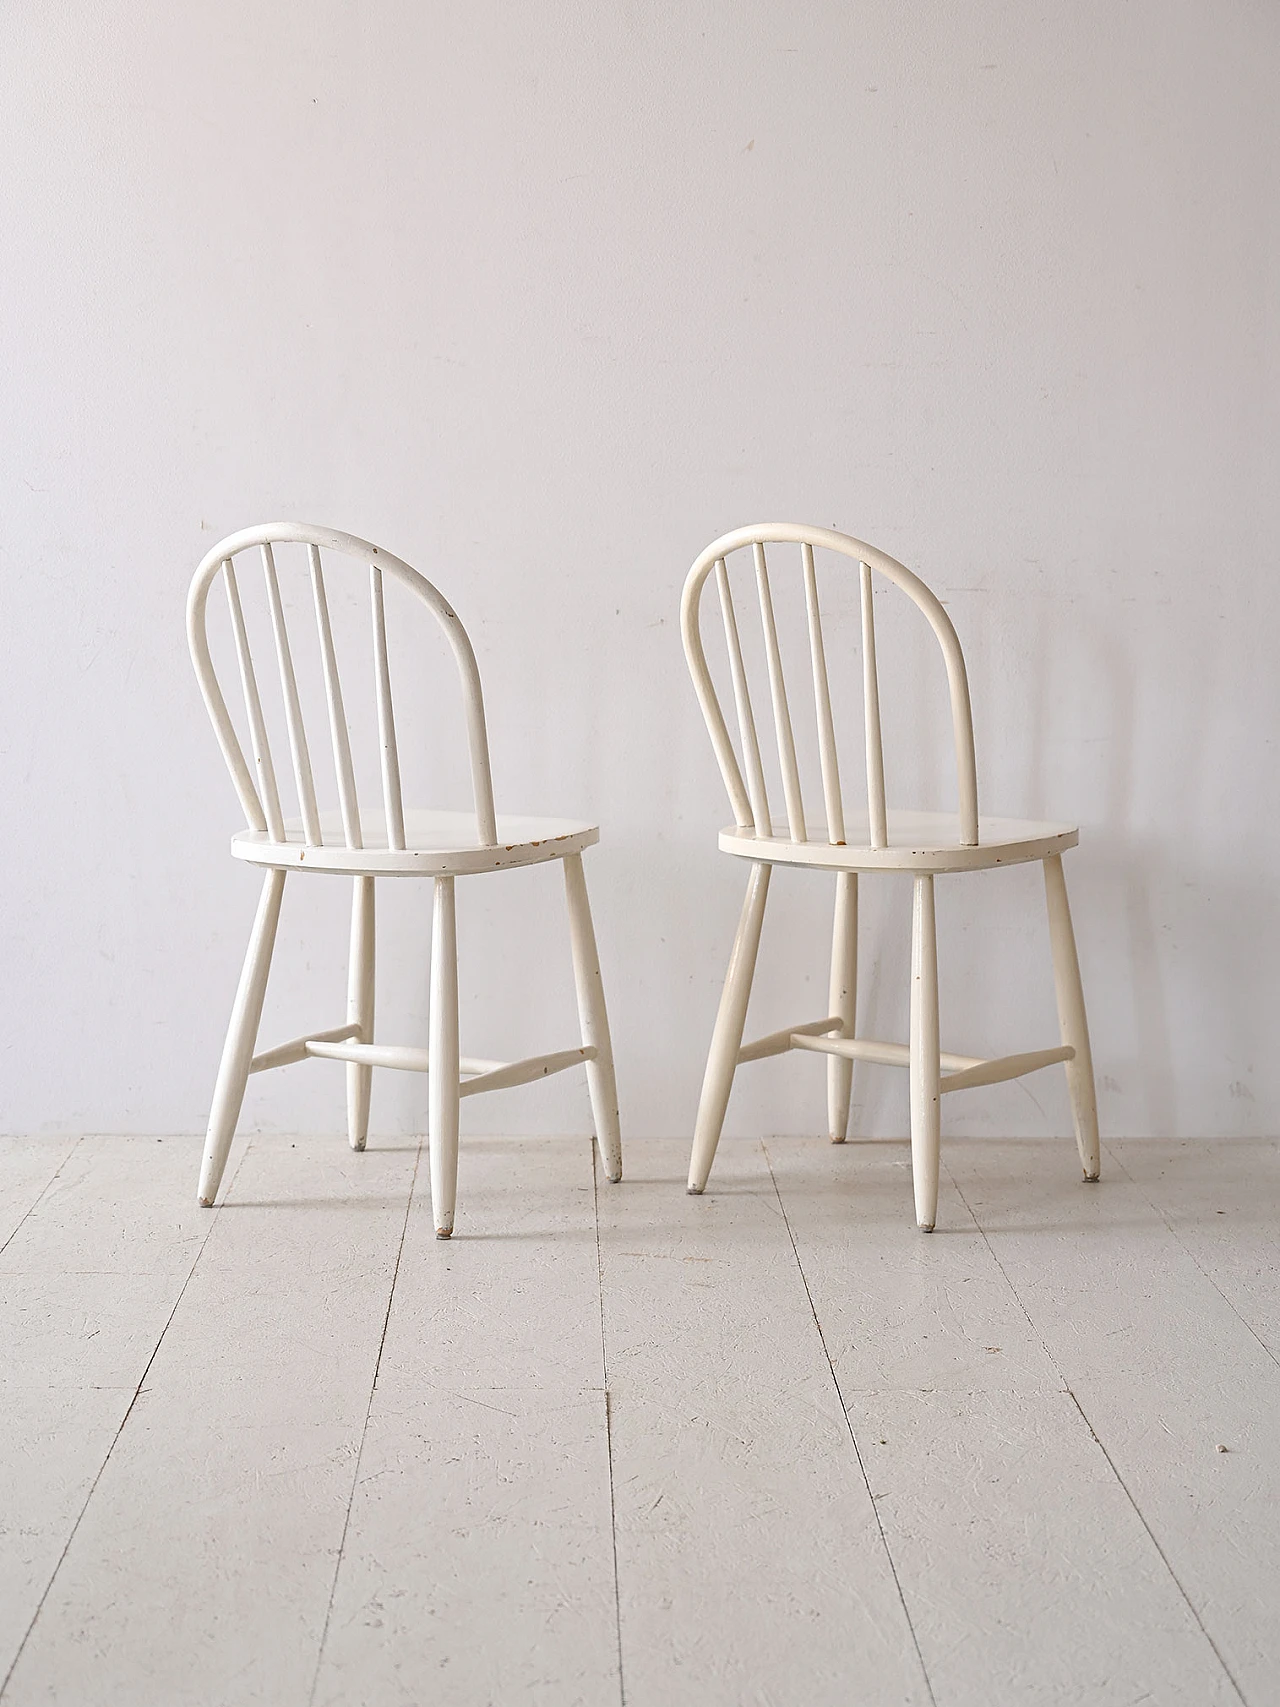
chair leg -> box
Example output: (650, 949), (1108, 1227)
(909, 873), (941, 1232)
(198, 869), (286, 1206)
(1043, 853), (1101, 1181)
(429, 874), (461, 1239)
(827, 871), (858, 1143)
(563, 853), (623, 1183)
(687, 862), (771, 1195)
(347, 875), (375, 1152)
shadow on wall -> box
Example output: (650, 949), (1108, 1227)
(1010, 576), (1276, 1140)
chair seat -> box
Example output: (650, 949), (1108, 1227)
(232, 808), (599, 876)
(719, 809), (1078, 873)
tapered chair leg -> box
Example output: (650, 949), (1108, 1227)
(909, 873), (941, 1232)
(827, 871), (858, 1143)
(347, 875), (375, 1151)
(688, 861), (772, 1195)
(1043, 853), (1101, 1181)
(198, 869), (286, 1206)
(429, 874), (461, 1238)
(563, 853), (623, 1183)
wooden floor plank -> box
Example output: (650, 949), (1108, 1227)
(1108, 1138), (1280, 1364)
(312, 1136), (619, 1707)
(599, 1138), (930, 1707)
(768, 1135), (1241, 1707)
(947, 1137), (1279, 1706)
(3, 1134), (418, 1707)
(4, 1133), (1276, 1707)
(0, 1138), (81, 1253)
(846, 1386), (1239, 1707)
(0, 1137), (214, 1688)
(763, 1137), (1063, 1395)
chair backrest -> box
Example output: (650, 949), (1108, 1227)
(187, 522), (498, 848)
(681, 523), (979, 848)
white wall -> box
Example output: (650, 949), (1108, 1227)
(2, 1), (1277, 1143)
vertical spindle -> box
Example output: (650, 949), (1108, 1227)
(224, 559), (285, 841)
(309, 545), (362, 850)
(802, 542), (844, 845)
(261, 543), (321, 844)
(754, 543), (806, 842)
(861, 561), (888, 849)
(370, 565), (406, 851)
(716, 558), (772, 836)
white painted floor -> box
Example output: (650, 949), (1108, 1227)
(1, 1133), (1277, 1706)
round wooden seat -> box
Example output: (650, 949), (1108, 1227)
(232, 809), (599, 877)
(719, 810), (1077, 874)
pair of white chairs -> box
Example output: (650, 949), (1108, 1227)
(188, 522), (1097, 1236)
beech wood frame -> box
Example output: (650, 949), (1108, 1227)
(681, 523), (1099, 1230)
(188, 522), (622, 1236)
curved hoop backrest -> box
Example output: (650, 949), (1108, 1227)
(187, 522), (498, 848)
(681, 523), (979, 848)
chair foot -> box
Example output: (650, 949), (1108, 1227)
(347, 876), (375, 1153)
(688, 862), (771, 1193)
(428, 876), (461, 1244)
(563, 853), (624, 1185)
(1083, 1169), (1100, 1183)
(198, 869), (286, 1208)
(199, 1196), (214, 1209)
(1044, 854), (1101, 1180)
(686, 1184), (704, 1196)
(827, 872), (858, 1146)
(909, 874), (942, 1234)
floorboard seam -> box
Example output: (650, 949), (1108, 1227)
(0, 1137), (245, 1702)
(307, 1137), (423, 1707)
(946, 1162), (1251, 1707)
(761, 1139), (937, 1707)
(593, 1141), (627, 1707)
(1105, 1142), (1280, 1374)
(0, 1136), (84, 1260)
(1064, 1388), (1250, 1706)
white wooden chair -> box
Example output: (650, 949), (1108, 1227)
(187, 522), (622, 1236)
(682, 523), (1099, 1231)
